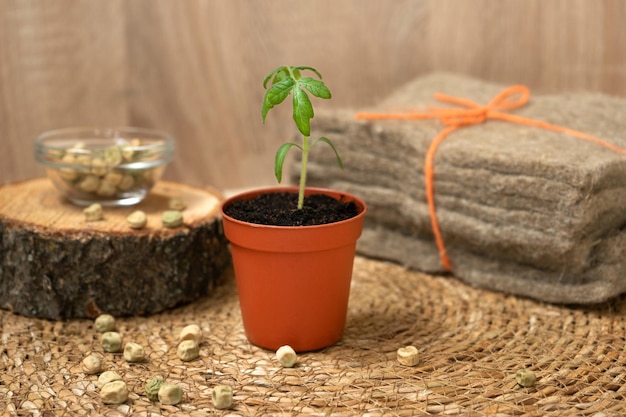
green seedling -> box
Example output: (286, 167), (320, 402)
(261, 65), (343, 209)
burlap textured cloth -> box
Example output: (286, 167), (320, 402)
(302, 72), (626, 304)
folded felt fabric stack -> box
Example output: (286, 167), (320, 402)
(298, 72), (626, 304)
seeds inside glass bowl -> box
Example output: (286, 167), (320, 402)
(34, 127), (175, 207)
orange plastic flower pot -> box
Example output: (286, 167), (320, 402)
(220, 187), (367, 352)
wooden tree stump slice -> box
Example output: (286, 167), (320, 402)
(0, 178), (231, 319)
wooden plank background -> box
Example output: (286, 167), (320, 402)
(1, 0), (625, 191)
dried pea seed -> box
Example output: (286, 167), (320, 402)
(59, 168), (78, 181)
(100, 380), (128, 404)
(397, 346), (419, 366)
(179, 324), (202, 344)
(276, 345), (297, 368)
(127, 210), (147, 229)
(91, 157), (108, 176)
(145, 378), (165, 401)
(75, 153), (91, 166)
(60, 170), (79, 181)
(69, 142), (86, 153)
(103, 171), (123, 186)
(212, 385), (233, 410)
(101, 331), (122, 353)
(162, 210), (183, 228)
(515, 369), (537, 387)
(82, 354), (103, 375)
(59, 154), (78, 180)
(168, 197), (186, 211)
(78, 175), (100, 192)
(177, 339), (199, 362)
(143, 167), (157, 182)
(49, 148), (65, 159)
(61, 153), (76, 163)
(96, 180), (117, 197)
(94, 314), (115, 332)
(123, 342), (145, 363)
(158, 383), (183, 405)
(97, 371), (122, 388)
(83, 203), (103, 222)
(105, 146), (123, 166)
(117, 174), (135, 191)
(120, 146), (135, 161)
(120, 138), (142, 161)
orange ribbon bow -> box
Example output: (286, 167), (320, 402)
(356, 85), (626, 272)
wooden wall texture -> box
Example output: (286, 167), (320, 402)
(1, 0), (625, 191)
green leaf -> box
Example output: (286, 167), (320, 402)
(262, 66), (286, 88)
(274, 142), (302, 182)
(313, 136), (344, 169)
(293, 66), (323, 79)
(298, 78), (332, 100)
(265, 78), (294, 105)
(292, 87), (314, 136)
(271, 68), (289, 85)
(261, 77), (295, 122)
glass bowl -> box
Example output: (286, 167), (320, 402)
(35, 126), (175, 206)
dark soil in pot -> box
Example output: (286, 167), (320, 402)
(223, 192), (359, 226)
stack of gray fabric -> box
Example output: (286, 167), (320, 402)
(298, 72), (626, 304)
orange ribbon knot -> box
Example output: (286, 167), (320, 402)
(356, 85), (626, 272)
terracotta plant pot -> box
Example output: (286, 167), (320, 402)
(220, 186), (367, 352)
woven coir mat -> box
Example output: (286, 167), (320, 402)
(2, 257), (626, 416)
(301, 72), (626, 305)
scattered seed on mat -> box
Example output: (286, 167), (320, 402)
(82, 353), (103, 375)
(212, 385), (233, 410)
(515, 369), (537, 387)
(179, 324), (202, 344)
(145, 378), (165, 402)
(177, 339), (200, 362)
(396, 346), (419, 366)
(101, 331), (122, 353)
(94, 314), (115, 333)
(123, 342), (145, 363)
(97, 371), (123, 388)
(276, 345), (297, 368)
(100, 380), (129, 404)
(158, 383), (183, 405)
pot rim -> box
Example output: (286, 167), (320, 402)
(220, 186), (367, 230)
